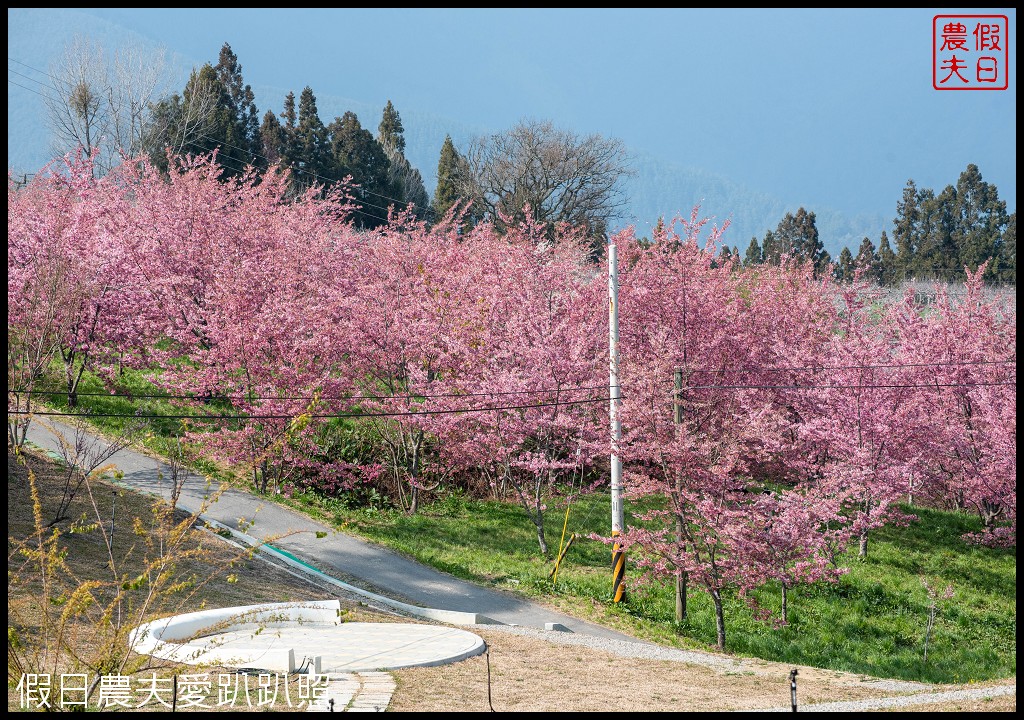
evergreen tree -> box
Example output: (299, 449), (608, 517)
(377, 99), (405, 155)
(877, 231), (897, 286)
(893, 179), (921, 279)
(433, 134), (470, 221)
(997, 211), (1016, 282)
(259, 109), (286, 167)
(744, 235), (763, 266)
(952, 163), (1010, 279)
(890, 169), (1010, 284)
(652, 217), (667, 243)
(328, 110), (392, 228)
(389, 155), (430, 218)
(774, 207), (827, 274)
(855, 237), (878, 281)
(145, 63), (232, 175)
(836, 246), (855, 283)
(281, 91), (297, 130)
(376, 100), (428, 218)
(761, 229), (782, 265)
(214, 43), (260, 170)
(820, 247), (832, 275)
(276, 91), (300, 180)
(294, 86), (329, 190)
(917, 186), (959, 280)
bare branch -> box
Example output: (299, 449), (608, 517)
(461, 119), (633, 243)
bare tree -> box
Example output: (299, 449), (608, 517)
(44, 417), (147, 527)
(460, 119), (633, 246)
(106, 43), (170, 162)
(45, 35), (108, 171)
(142, 65), (222, 170)
(45, 34), (171, 174)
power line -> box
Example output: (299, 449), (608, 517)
(12, 377), (1013, 424)
(9, 394), (616, 421)
(12, 376), (1013, 422)
(617, 269), (1017, 298)
(684, 380), (1016, 390)
(683, 358), (1016, 375)
(10, 383), (615, 403)
(7, 66), (52, 89)
(12, 360), (1013, 405)
(181, 148), (394, 226)
(189, 149), (394, 227)
(194, 131), (432, 219)
(7, 56), (54, 81)
(7, 77), (52, 100)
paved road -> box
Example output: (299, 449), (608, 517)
(24, 420), (640, 642)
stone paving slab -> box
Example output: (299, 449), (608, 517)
(194, 622), (486, 673)
(306, 672), (397, 713)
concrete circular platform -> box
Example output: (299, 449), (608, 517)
(132, 600), (487, 673)
(198, 622), (486, 672)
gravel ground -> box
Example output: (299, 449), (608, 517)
(487, 624), (771, 671)
(482, 625), (1014, 713)
(485, 625), (923, 686)
(751, 684), (1016, 712)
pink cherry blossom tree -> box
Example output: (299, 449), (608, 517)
(790, 282), (925, 559)
(109, 152), (361, 494)
(605, 212), (846, 649)
(894, 266), (1016, 545)
(8, 150), (133, 413)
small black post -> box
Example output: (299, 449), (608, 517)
(110, 488), (116, 554)
(486, 647), (495, 712)
(172, 674), (178, 712)
(789, 668), (798, 712)
(329, 697), (335, 712)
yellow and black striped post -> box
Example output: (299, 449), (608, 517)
(611, 530), (625, 603)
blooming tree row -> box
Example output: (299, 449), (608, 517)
(8, 152), (1015, 650)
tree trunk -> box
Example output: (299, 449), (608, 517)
(710, 588), (726, 651)
(258, 459), (270, 494)
(406, 430), (422, 515)
(676, 570), (688, 624)
(859, 498), (871, 559)
(782, 584), (789, 624)
(980, 500), (1000, 528)
(532, 473), (548, 555)
(534, 508), (548, 556)
(673, 371), (688, 622)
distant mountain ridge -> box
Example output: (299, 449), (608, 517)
(8, 8), (889, 259)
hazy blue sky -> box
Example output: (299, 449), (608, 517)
(8, 8), (1017, 238)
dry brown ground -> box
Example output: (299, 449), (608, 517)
(389, 629), (1015, 712)
(8, 448), (1015, 712)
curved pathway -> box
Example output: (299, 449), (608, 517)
(24, 420), (638, 641)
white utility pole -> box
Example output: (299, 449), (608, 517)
(608, 240), (624, 602)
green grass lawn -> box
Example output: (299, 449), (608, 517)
(24, 365), (1016, 684)
(287, 488), (1016, 685)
